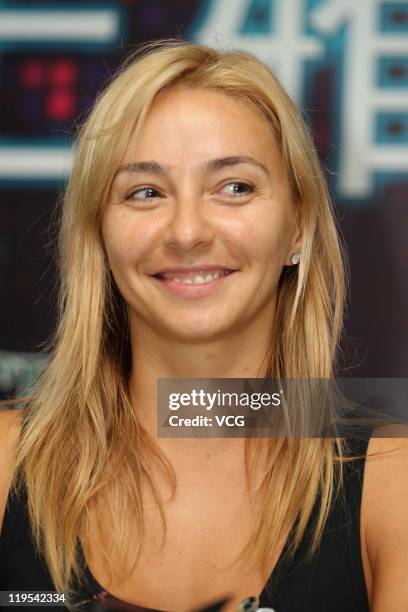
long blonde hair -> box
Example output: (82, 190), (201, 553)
(10, 39), (347, 605)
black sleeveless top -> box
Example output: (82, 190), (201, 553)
(0, 435), (371, 612)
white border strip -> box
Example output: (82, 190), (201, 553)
(0, 147), (73, 179)
(0, 10), (119, 42)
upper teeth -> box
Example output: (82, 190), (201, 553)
(173, 270), (230, 285)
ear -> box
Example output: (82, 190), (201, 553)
(286, 208), (302, 267)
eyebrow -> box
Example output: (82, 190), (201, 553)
(114, 156), (270, 178)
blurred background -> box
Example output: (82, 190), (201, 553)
(0, 0), (407, 398)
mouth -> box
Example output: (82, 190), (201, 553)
(152, 269), (236, 285)
(150, 269), (239, 297)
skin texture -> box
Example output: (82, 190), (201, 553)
(102, 87), (301, 443)
(104, 87), (301, 343)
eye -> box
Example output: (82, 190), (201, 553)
(126, 186), (161, 201)
(219, 181), (254, 197)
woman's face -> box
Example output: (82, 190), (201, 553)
(102, 87), (301, 341)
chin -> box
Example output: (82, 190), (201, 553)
(162, 319), (235, 342)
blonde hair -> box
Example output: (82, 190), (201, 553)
(10, 39), (347, 605)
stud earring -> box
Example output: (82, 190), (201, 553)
(290, 252), (300, 265)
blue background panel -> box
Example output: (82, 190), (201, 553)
(376, 112), (408, 145)
(379, 2), (408, 33)
(378, 57), (408, 89)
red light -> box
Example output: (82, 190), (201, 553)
(21, 60), (46, 89)
(46, 89), (76, 121)
(49, 60), (77, 87)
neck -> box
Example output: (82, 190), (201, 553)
(127, 316), (274, 459)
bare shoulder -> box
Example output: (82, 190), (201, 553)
(363, 424), (408, 527)
(0, 408), (24, 531)
(362, 424), (408, 610)
(0, 407), (24, 450)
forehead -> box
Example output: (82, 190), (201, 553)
(121, 86), (283, 170)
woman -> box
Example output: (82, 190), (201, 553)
(1, 39), (407, 612)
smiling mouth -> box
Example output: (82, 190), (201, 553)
(153, 269), (236, 285)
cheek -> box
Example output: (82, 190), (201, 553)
(102, 211), (156, 270)
(264, 224), (291, 256)
(234, 215), (293, 267)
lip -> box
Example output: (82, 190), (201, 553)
(150, 270), (238, 298)
(151, 264), (237, 275)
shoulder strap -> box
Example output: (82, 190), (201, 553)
(0, 473), (56, 591)
(260, 434), (373, 611)
(343, 431), (372, 611)
(0, 474), (25, 563)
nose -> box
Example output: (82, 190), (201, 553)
(162, 193), (214, 251)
